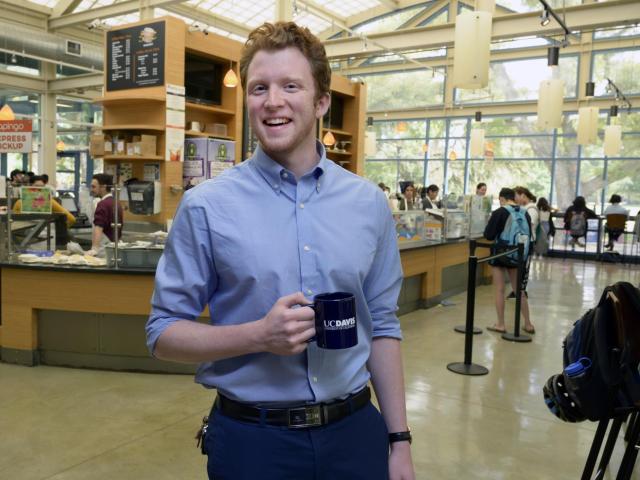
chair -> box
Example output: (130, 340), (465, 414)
(605, 214), (627, 251)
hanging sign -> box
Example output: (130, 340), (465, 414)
(0, 119), (32, 153)
(106, 21), (165, 91)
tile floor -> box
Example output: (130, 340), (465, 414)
(1, 257), (640, 479)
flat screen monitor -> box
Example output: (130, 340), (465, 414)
(323, 95), (344, 130)
(185, 53), (223, 106)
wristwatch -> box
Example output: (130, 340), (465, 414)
(388, 430), (412, 444)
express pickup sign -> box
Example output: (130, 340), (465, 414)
(0, 120), (33, 153)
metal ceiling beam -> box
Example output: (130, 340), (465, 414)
(164, 4), (252, 38)
(401, 0), (448, 28)
(324, 0), (640, 59)
(0, 72), (46, 91)
(48, 0), (187, 29)
(376, 0), (398, 10)
(51, 0), (83, 17)
(297, 0), (350, 30)
(48, 73), (103, 92)
(0, 0), (51, 15)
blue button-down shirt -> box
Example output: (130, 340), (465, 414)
(146, 142), (403, 403)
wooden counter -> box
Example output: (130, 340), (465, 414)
(0, 239), (488, 369)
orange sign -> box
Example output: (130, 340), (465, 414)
(0, 119), (32, 153)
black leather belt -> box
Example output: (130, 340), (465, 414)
(215, 386), (371, 429)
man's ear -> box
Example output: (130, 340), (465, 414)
(315, 93), (331, 119)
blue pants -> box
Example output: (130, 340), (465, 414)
(205, 401), (389, 480)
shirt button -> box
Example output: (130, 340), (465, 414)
(282, 172), (288, 178)
(313, 377), (318, 382)
(306, 289), (313, 295)
(303, 245), (310, 251)
(272, 183), (278, 189)
(300, 203), (305, 209)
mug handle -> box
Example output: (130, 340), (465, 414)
(303, 303), (316, 343)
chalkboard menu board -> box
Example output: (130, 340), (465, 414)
(106, 21), (165, 91)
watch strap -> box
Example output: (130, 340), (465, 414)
(388, 430), (412, 444)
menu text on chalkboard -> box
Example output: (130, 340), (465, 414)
(106, 21), (165, 91)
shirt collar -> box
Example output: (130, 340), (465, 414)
(252, 142), (328, 192)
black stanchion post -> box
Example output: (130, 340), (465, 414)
(447, 254), (489, 376)
(454, 239), (483, 335)
(502, 242), (531, 343)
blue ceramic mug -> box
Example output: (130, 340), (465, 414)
(308, 292), (358, 349)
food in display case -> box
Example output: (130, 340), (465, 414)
(393, 211), (425, 243)
(424, 211), (443, 241)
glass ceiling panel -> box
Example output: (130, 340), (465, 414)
(319, 0), (380, 17)
(27, 0), (57, 6)
(103, 13), (140, 26)
(496, 0), (581, 13)
(354, 4), (427, 35)
(74, 0), (116, 13)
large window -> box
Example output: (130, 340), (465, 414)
(363, 69), (445, 111)
(592, 49), (640, 97)
(455, 55), (579, 104)
(365, 110), (640, 216)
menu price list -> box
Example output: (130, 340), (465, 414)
(106, 21), (165, 91)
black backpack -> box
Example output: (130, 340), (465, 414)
(543, 282), (640, 422)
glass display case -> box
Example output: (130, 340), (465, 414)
(393, 210), (426, 244)
(465, 194), (493, 238)
(442, 193), (469, 240)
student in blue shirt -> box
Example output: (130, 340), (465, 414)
(146, 21), (414, 480)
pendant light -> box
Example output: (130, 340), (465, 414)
(469, 111), (485, 157)
(0, 104), (16, 120)
(223, 61), (238, 88)
(537, 46), (564, 130)
(364, 116), (377, 157)
(604, 105), (622, 157)
(452, 9), (493, 89)
(577, 81), (599, 145)
(322, 130), (336, 147)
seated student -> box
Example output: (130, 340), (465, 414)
(603, 194), (629, 251)
(12, 175), (76, 227)
(423, 184), (441, 209)
(563, 196), (597, 248)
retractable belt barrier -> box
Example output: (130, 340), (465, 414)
(447, 239), (530, 377)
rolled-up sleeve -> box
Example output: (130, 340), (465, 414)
(364, 191), (403, 340)
(145, 192), (218, 354)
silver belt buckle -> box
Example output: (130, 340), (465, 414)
(288, 406), (322, 428)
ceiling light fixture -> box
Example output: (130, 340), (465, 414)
(223, 61), (238, 88)
(470, 111), (485, 158)
(537, 46), (564, 130)
(606, 77), (632, 112)
(537, 0), (575, 39)
(540, 9), (550, 27)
